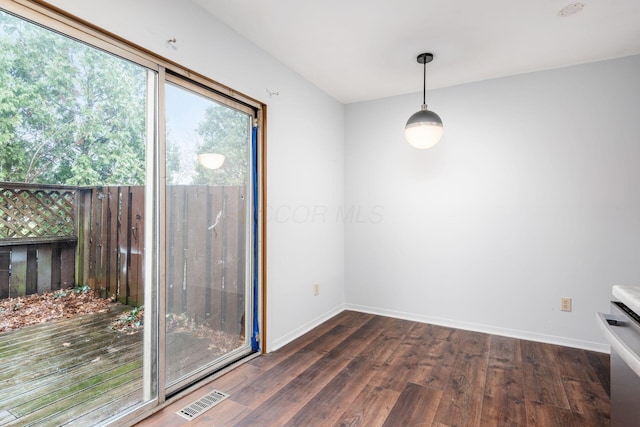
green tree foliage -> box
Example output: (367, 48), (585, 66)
(194, 104), (250, 186)
(0, 11), (147, 185)
(165, 127), (185, 185)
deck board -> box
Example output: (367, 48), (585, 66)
(0, 304), (145, 426)
(0, 303), (244, 426)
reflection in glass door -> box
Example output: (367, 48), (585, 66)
(164, 79), (255, 392)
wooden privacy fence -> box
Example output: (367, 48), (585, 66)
(0, 182), (146, 305)
(166, 185), (247, 336)
(0, 182), (248, 336)
(77, 185), (145, 306)
(0, 183), (77, 298)
(86, 184), (248, 335)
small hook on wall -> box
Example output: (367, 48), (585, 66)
(166, 37), (177, 49)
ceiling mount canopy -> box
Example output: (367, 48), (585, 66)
(404, 52), (443, 149)
(416, 52), (433, 65)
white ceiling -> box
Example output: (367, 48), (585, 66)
(194, 0), (640, 104)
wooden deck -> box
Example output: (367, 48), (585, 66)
(0, 305), (144, 426)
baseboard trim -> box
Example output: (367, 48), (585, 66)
(345, 303), (610, 354)
(269, 303), (346, 352)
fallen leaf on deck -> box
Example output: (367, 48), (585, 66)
(0, 288), (117, 333)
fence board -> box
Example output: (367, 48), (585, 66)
(207, 187), (224, 331)
(11, 247), (27, 298)
(76, 189), (92, 288)
(217, 187), (231, 333)
(234, 187), (246, 333)
(37, 246), (52, 293)
(26, 248), (37, 295)
(128, 186), (145, 307)
(97, 188), (109, 295)
(118, 187), (130, 305)
(166, 186), (183, 315)
(0, 249), (9, 298)
(166, 187), (174, 313)
(105, 187), (119, 298)
(205, 190), (214, 328)
(185, 186), (209, 323)
(224, 186), (244, 336)
(86, 188), (99, 291)
(51, 244), (62, 291)
(60, 244), (75, 288)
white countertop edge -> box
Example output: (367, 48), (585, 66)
(612, 285), (640, 315)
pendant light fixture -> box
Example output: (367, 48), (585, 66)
(404, 53), (443, 149)
(198, 152), (225, 170)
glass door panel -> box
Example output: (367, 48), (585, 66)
(0, 7), (157, 425)
(164, 80), (254, 392)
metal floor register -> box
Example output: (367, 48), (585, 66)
(176, 390), (230, 421)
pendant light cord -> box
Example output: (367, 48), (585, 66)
(422, 59), (426, 105)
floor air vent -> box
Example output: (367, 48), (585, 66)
(176, 390), (230, 421)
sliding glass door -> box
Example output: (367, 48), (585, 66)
(0, 5), (158, 425)
(0, 1), (262, 422)
(164, 78), (255, 393)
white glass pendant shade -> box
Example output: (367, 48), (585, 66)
(198, 152), (225, 170)
(404, 105), (443, 149)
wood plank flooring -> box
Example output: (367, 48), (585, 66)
(138, 311), (610, 427)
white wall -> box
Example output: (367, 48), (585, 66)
(345, 55), (640, 352)
(44, 0), (346, 351)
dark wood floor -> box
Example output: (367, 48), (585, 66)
(138, 310), (610, 427)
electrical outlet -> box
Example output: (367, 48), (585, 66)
(561, 297), (572, 312)
(313, 283), (319, 296)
